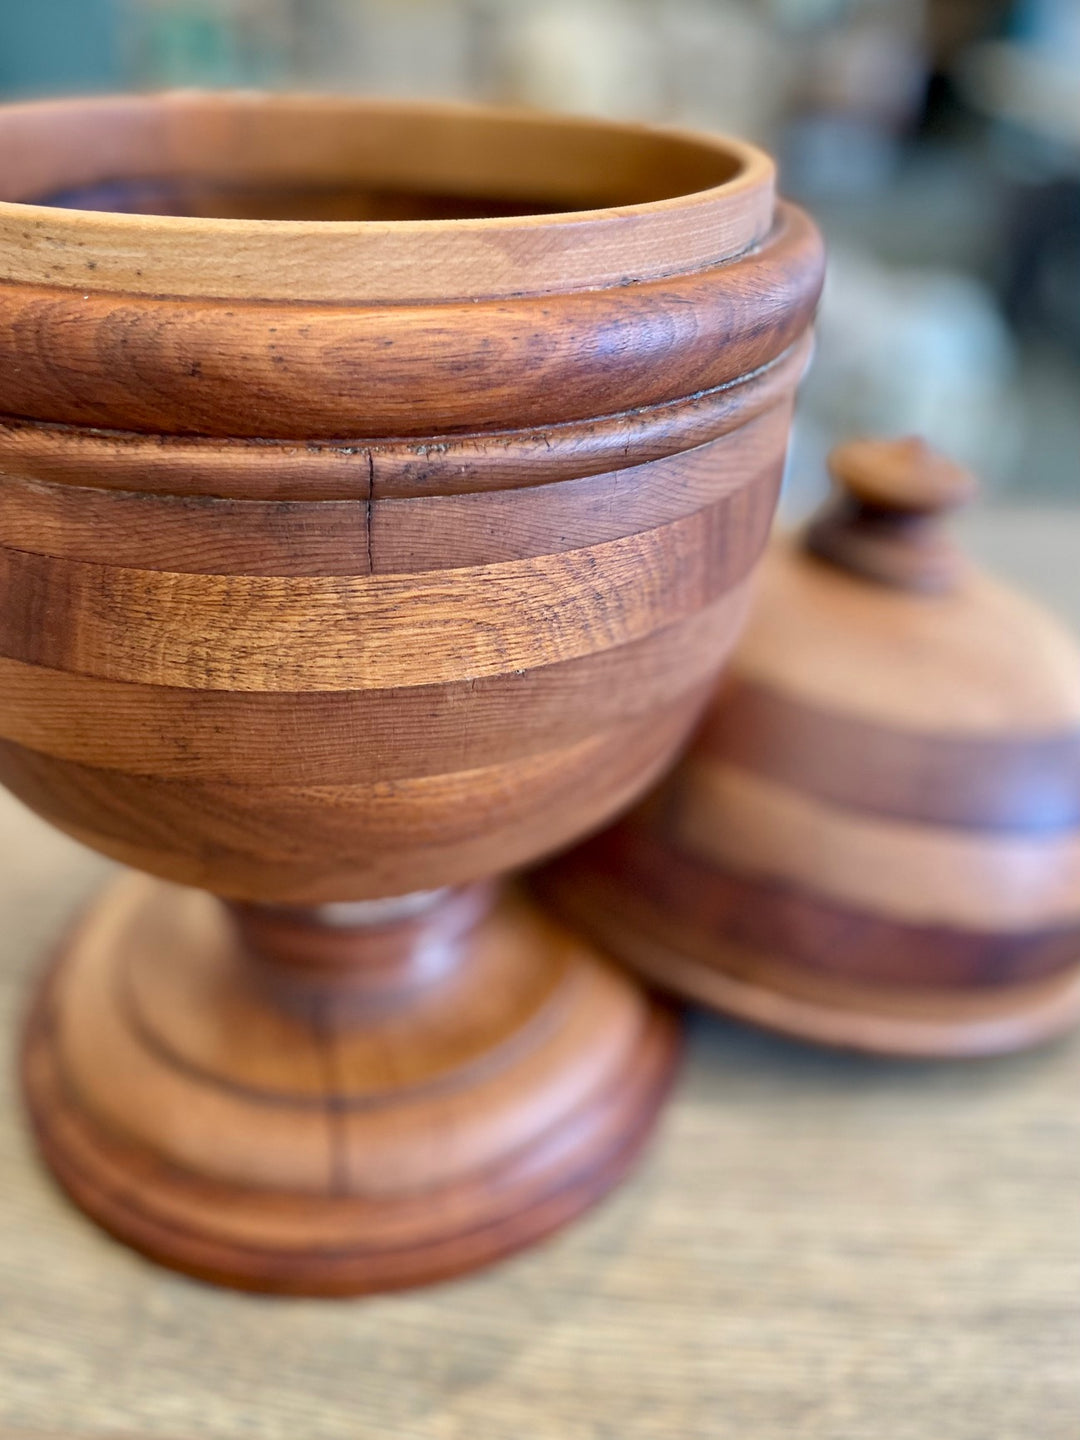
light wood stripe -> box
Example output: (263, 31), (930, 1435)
(0, 586), (749, 782)
(677, 760), (1080, 931)
(0, 502), (768, 692)
(0, 95), (773, 302)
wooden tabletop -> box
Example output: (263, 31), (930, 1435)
(2, 508), (1079, 1440)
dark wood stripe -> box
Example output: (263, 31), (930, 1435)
(0, 701), (704, 903)
(0, 205), (823, 438)
(0, 409), (787, 575)
(0, 337), (809, 500)
(698, 675), (1080, 834)
(559, 820), (1080, 990)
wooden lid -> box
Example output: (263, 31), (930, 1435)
(687, 431), (1080, 906)
(537, 435), (1080, 1055)
(747, 437), (1080, 739)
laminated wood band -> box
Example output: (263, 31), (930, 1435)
(700, 675), (1080, 834)
(0, 498), (771, 692)
(674, 761), (1080, 932)
(0, 93), (774, 302)
(538, 852), (1080, 1058)
(549, 823), (1080, 991)
(56, 890), (602, 1184)
(0, 700), (707, 902)
(0, 406), (788, 575)
(0, 336), (810, 500)
(24, 933), (678, 1292)
(0, 586), (751, 784)
(0, 205), (823, 438)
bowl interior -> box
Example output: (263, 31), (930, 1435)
(0, 93), (744, 222)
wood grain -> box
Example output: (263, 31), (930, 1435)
(3, 780), (1080, 1437)
(542, 439), (1080, 1055)
(551, 821), (1080, 989)
(0, 592), (747, 785)
(0, 407), (789, 575)
(0, 498), (770, 692)
(542, 851), (1080, 1057)
(25, 873), (679, 1293)
(737, 547), (1080, 732)
(0, 93), (774, 301)
(676, 761), (1080, 931)
(806, 438), (978, 594)
(0, 334), (810, 500)
(701, 674), (1080, 832)
(0, 206), (819, 440)
(1, 94), (818, 1291)
(0, 698), (708, 903)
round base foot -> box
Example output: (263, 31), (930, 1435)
(541, 876), (1080, 1059)
(22, 875), (679, 1295)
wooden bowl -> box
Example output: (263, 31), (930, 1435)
(0, 92), (823, 1292)
(540, 437), (1080, 1059)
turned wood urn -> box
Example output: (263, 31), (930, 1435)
(0, 93), (823, 1291)
(541, 437), (1080, 1058)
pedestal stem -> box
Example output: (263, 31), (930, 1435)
(228, 883), (495, 1017)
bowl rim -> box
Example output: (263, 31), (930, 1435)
(0, 91), (777, 303)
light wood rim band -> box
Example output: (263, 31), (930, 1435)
(0, 93), (775, 302)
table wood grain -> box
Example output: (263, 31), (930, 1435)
(2, 509), (1079, 1440)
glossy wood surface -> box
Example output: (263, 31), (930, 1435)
(540, 438), (1080, 1056)
(0, 206), (818, 438)
(7, 652), (1080, 1438)
(0, 332), (810, 500)
(25, 877), (678, 1294)
(5, 95), (821, 1290)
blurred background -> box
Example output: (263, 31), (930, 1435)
(0, 0), (1077, 512)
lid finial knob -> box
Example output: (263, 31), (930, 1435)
(804, 435), (978, 593)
